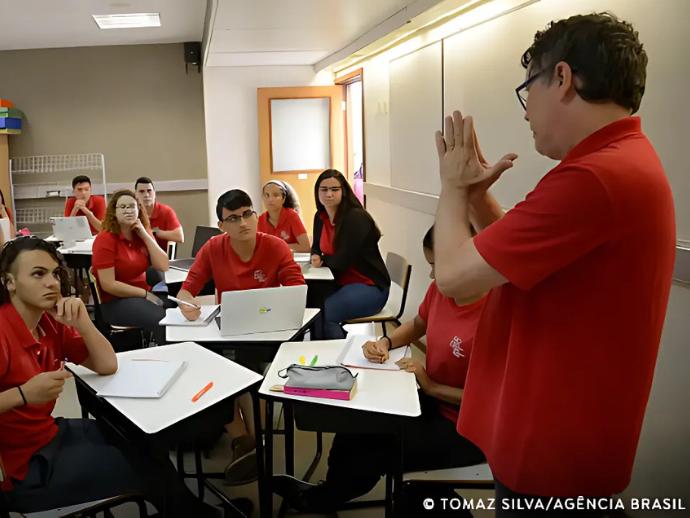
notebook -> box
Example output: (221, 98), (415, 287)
(159, 305), (220, 326)
(95, 359), (187, 398)
(337, 334), (411, 371)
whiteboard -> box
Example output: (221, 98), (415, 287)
(389, 41), (443, 195)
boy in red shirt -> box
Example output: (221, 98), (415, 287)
(63, 175), (106, 235)
(134, 176), (184, 251)
(433, 13), (675, 515)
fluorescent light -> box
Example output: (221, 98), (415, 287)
(92, 13), (161, 29)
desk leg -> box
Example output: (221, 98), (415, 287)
(390, 432), (404, 518)
(303, 430), (323, 483)
(194, 442), (205, 499)
(252, 392), (268, 518)
(264, 400), (274, 518)
(284, 403), (294, 476)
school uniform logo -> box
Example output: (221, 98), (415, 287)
(450, 336), (465, 358)
(253, 269), (267, 283)
(280, 230), (290, 241)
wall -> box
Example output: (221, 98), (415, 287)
(202, 65), (332, 224)
(358, 0), (690, 509)
(0, 44), (208, 257)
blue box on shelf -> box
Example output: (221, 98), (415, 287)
(0, 117), (21, 130)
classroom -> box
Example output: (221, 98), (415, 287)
(0, 0), (687, 517)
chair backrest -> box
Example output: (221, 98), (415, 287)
(384, 252), (412, 319)
(191, 226), (222, 257)
(87, 267), (103, 306)
(166, 241), (177, 260)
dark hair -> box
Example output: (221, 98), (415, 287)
(263, 180), (299, 211)
(0, 237), (71, 304)
(314, 169), (381, 246)
(101, 189), (151, 235)
(72, 175), (92, 188)
(423, 226), (434, 251)
(521, 12), (647, 113)
(0, 189), (5, 206)
(216, 189), (253, 221)
(135, 177), (154, 190)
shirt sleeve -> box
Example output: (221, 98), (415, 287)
(473, 166), (612, 291)
(164, 205), (181, 231)
(181, 240), (214, 296)
(91, 233), (117, 271)
(290, 210), (308, 238)
(0, 341), (9, 379)
(310, 212), (322, 256)
(64, 198), (74, 217)
(92, 196), (106, 221)
(276, 240), (305, 286)
(417, 282), (436, 323)
(59, 324), (89, 365)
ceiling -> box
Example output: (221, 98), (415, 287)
(0, 0), (205, 51)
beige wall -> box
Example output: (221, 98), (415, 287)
(0, 43), (208, 256)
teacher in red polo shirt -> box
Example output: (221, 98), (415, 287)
(433, 13), (675, 516)
(63, 175), (106, 235)
(92, 190), (170, 345)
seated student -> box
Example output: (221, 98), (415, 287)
(63, 175), (106, 235)
(134, 176), (184, 252)
(91, 190), (170, 345)
(310, 169), (390, 339)
(1, 189), (15, 239)
(274, 226), (486, 514)
(257, 180), (310, 252)
(176, 188), (304, 485)
(0, 237), (222, 517)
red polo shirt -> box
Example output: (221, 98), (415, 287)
(0, 303), (88, 490)
(64, 195), (106, 235)
(149, 201), (181, 250)
(418, 282), (484, 423)
(458, 117), (676, 497)
(182, 232), (305, 301)
(257, 208), (307, 244)
(92, 231), (151, 303)
(319, 212), (374, 286)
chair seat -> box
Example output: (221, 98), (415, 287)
(403, 462), (493, 484)
(344, 305), (397, 324)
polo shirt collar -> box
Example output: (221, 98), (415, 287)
(564, 116), (641, 162)
(0, 302), (41, 349)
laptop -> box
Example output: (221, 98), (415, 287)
(217, 285), (308, 336)
(169, 226), (222, 271)
(50, 216), (92, 242)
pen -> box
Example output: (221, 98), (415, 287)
(192, 381), (214, 402)
(309, 355), (318, 366)
(169, 295), (201, 309)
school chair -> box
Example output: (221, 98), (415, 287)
(343, 252), (412, 336)
(87, 268), (150, 351)
(166, 241), (177, 260)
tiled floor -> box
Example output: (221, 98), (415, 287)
(51, 377), (495, 517)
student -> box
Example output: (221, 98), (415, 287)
(63, 175), (106, 235)
(134, 176), (184, 251)
(0, 189), (15, 238)
(0, 237), (222, 517)
(273, 226), (485, 514)
(310, 169), (390, 339)
(433, 13), (675, 516)
(91, 190), (170, 345)
(257, 180), (310, 252)
(176, 189), (304, 485)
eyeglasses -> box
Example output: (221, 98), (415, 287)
(515, 69), (545, 110)
(318, 187), (342, 194)
(116, 204), (137, 213)
(222, 210), (256, 224)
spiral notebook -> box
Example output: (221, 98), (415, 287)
(95, 359), (187, 398)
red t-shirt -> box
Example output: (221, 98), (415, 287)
(0, 303), (89, 490)
(149, 201), (181, 250)
(418, 282), (484, 423)
(181, 232), (305, 301)
(92, 231), (151, 303)
(64, 195), (106, 235)
(458, 117), (676, 497)
(257, 208), (307, 244)
(319, 212), (374, 286)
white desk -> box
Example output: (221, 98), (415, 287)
(166, 307), (320, 343)
(58, 238), (94, 255)
(260, 340), (420, 417)
(163, 265), (334, 283)
(164, 267), (188, 284)
(69, 341), (262, 434)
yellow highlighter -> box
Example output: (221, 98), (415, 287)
(299, 355), (306, 365)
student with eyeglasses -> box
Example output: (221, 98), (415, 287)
(175, 188), (304, 485)
(257, 179), (310, 252)
(91, 190), (171, 345)
(310, 169), (390, 339)
(0, 237), (223, 517)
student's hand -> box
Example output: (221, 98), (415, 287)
(435, 111), (517, 190)
(179, 301), (201, 321)
(131, 219), (147, 236)
(21, 368), (73, 404)
(49, 297), (91, 331)
(396, 358), (432, 391)
(144, 291), (164, 307)
(74, 199), (86, 211)
(363, 339), (390, 363)
(311, 254), (323, 267)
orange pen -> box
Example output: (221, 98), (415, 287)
(192, 381), (214, 403)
